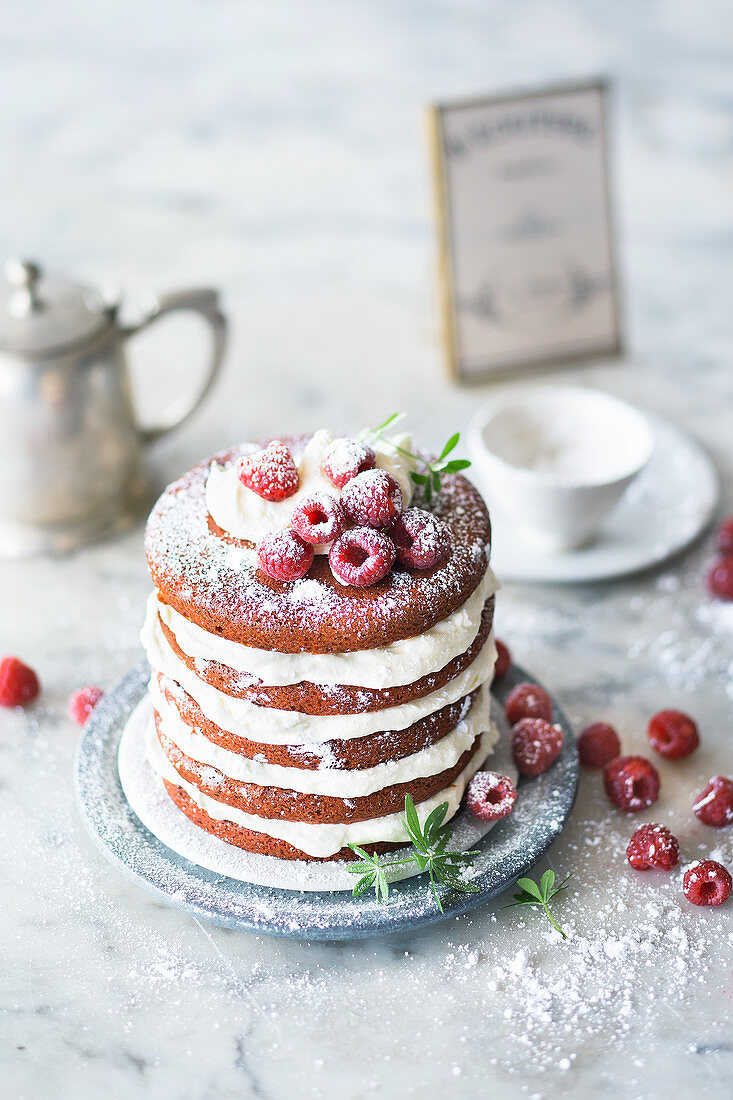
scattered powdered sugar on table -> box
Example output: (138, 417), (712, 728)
(70, 637), (730, 1094)
(625, 570), (733, 697)
(8, 485), (733, 1096)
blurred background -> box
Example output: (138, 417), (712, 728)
(3, 0), (732, 480)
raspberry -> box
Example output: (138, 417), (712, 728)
(577, 722), (621, 768)
(504, 682), (553, 725)
(647, 709), (699, 759)
(69, 685), (104, 726)
(708, 556), (733, 600)
(329, 527), (395, 587)
(239, 441), (299, 502)
(389, 508), (451, 569)
(290, 492), (345, 546)
(0, 656), (40, 707)
(322, 438), (376, 489)
(626, 823), (680, 871)
(494, 639), (511, 679)
(466, 770), (517, 821)
(340, 470), (402, 529)
(716, 516), (733, 554)
(683, 859), (732, 907)
(257, 529), (314, 581)
(692, 775), (733, 827)
(511, 717), (564, 777)
(604, 755), (660, 812)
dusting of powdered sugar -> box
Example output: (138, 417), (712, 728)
(115, 692), (511, 893)
(144, 445), (491, 654)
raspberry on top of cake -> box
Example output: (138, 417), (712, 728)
(206, 429), (416, 550)
(145, 431), (492, 653)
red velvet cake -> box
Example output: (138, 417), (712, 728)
(140, 427), (498, 863)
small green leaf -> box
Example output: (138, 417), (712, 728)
(412, 851), (429, 872)
(348, 844), (373, 863)
(438, 853), (470, 871)
(442, 458), (471, 473)
(432, 830), (450, 857)
(352, 873), (376, 897)
(500, 871), (573, 937)
(540, 868), (556, 899)
(439, 874), (480, 894)
(431, 470), (441, 492)
(423, 802), (449, 844)
(439, 432), (460, 460)
(429, 869), (444, 913)
(516, 877), (543, 901)
(375, 412), (405, 433)
(410, 471), (428, 485)
(345, 861), (373, 875)
(403, 794), (421, 836)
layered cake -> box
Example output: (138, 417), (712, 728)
(140, 427), (498, 865)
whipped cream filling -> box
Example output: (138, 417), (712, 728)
(142, 607), (497, 744)
(205, 428), (417, 548)
(150, 566), (496, 689)
(150, 678), (493, 798)
(147, 719), (496, 858)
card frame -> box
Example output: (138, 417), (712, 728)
(427, 78), (623, 384)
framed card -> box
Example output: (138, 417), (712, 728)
(428, 79), (622, 382)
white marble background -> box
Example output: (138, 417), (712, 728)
(3, 1), (733, 1097)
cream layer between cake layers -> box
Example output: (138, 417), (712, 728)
(141, 571), (498, 858)
(145, 718), (497, 858)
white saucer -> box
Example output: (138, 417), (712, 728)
(480, 414), (719, 584)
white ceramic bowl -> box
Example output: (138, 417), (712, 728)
(468, 386), (655, 552)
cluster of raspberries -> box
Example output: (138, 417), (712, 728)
(238, 437), (452, 586)
(0, 655), (103, 725)
(577, 706), (733, 906)
(466, 641), (733, 909)
(464, 642), (564, 827)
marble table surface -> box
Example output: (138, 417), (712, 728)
(3, 1), (733, 1097)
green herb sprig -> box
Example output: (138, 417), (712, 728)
(500, 869), (573, 938)
(346, 794), (480, 912)
(346, 846), (405, 904)
(363, 413), (471, 504)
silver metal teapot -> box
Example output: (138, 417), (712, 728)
(0, 260), (227, 556)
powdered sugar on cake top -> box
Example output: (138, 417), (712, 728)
(144, 438), (492, 654)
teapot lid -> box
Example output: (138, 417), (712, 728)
(0, 260), (114, 355)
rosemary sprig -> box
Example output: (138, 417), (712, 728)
(345, 845), (412, 904)
(346, 794), (480, 912)
(401, 795), (480, 913)
(363, 413), (471, 504)
(500, 869), (574, 939)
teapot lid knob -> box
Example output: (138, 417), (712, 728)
(5, 259), (43, 317)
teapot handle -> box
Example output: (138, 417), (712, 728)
(123, 288), (227, 445)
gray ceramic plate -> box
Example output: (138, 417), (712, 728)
(75, 661), (578, 940)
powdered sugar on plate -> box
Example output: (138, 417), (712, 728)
(76, 659), (576, 937)
(117, 695), (513, 892)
